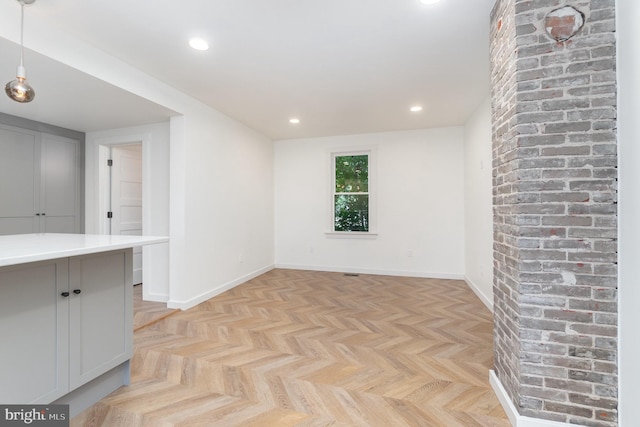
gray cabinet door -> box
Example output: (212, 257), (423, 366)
(68, 249), (133, 389)
(0, 126), (81, 235)
(0, 127), (40, 235)
(0, 260), (69, 403)
(40, 134), (81, 233)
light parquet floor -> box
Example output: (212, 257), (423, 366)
(133, 284), (179, 331)
(73, 269), (509, 427)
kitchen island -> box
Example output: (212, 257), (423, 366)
(0, 233), (168, 416)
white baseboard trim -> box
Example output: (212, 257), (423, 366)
(274, 263), (464, 280)
(144, 293), (169, 303)
(464, 275), (493, 311)
(490, 371), (576, 427)
(490, 370), (519, 427)
(167, 264), (275, 310)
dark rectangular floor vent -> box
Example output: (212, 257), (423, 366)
(344, 273), (360, 277)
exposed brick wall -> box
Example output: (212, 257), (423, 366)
(490, 0), (617, 425)
(490, 0), (522, 412)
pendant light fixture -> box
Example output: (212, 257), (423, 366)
(5, 0), (36, 103)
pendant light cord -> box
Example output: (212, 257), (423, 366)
(20, 1), (25, 68)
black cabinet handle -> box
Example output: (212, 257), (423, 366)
(73, 289), (82, 295)
(35, 213), (40, 216)
(61, 292), (70, 297)
(41, 213), (46, 216)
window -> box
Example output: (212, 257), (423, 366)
(332, 152), (370, 232)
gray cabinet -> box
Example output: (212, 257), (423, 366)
(69, 250), (133, 389)
(0, 249), (133, 404)
(0, 259), (69, 403)
(0, 127), (39, 234)
(40, 134), (82, 233)
(0, 125), (81, 235)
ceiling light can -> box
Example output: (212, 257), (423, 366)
(289, 118), (300, 124)
(189, 38), (209, 51)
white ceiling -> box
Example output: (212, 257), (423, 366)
(0, 38), (177, 132)
(0, 0), (495, 139)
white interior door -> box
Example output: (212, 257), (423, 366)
(110, 145), (143, 284)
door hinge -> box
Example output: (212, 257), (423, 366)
(107, 159), (113, 166)
(107, 211), (113, 219)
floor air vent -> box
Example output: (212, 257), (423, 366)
(344, 273), (360, 277)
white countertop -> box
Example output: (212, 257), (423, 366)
(0, 233), (169, 267)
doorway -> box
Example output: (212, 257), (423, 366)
(100, 143), (143, 284)
(89, 124), (170, 303)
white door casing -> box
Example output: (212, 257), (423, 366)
(87, 124), (170, 303)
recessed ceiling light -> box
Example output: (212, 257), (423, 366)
(189, 38), (209, 51)
(289, 118), (300, 124)
(410, 106), (423, 113)
(419, 0), (441, 4)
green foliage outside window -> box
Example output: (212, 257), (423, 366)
(334, 155), (369, 232)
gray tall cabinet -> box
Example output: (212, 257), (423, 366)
(0, 123), (82, 235)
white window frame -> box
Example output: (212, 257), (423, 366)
(326, 147), (377, 238)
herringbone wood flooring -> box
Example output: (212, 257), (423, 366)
(133, 284), (179, 331)
(72, 269), (509, 427)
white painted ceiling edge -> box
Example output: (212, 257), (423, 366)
(0, 11), (187, 131)
(0, 0), (494, 139)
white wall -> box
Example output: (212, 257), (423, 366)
(616, 0), (640, 424)
(85, 122), (171, 302)
(174, 109), (275, 308)
(0, 7), (275, 310)
(463, 98), (493, 310)
(275, 128), (465, 278)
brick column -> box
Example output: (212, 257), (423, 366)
(490, 0), (617, 425)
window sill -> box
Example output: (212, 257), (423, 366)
(325, 231), (378, 239)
